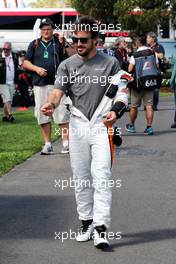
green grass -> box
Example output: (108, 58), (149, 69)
(160, 92), (173, 97)
(0, 110), (58, 176)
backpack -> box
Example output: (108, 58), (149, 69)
(133, 49), (158, 91)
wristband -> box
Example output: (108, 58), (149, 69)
(111, 101), (126, 119)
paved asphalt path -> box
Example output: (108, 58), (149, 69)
(0, 96), (176, 264)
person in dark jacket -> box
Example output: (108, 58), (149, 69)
(114, 37), (128, 71)
(16, 50), (31, 110)
(0, 42), (18, 122)
(147, 32), (165, 111)
(170, 58), (176, 128)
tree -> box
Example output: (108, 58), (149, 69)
(169, 0), (176, 28)
(114, 0), (170, 36)
(70, 0), (171, 36)
(70, 0), (116, 24)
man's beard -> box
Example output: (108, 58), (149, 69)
(76, 44), (93, 57)
(77, 49), (89, 57)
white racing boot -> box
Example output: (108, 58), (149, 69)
(93, 225), (110, 249)
(76, 220), (94, 242)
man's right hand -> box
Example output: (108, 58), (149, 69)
(35, 66), (47, 77)
(41, 103), (54, 116)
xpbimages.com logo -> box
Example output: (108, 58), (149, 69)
(55, 127), (122, 137)
(54, 229), (122, 243)
(54, 177), (122, 191)
(54, 22), (122, 33)
(55, 72), (114, 87)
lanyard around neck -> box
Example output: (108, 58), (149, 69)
(118, 48), (126, 58)
(40, 40), (52, 50)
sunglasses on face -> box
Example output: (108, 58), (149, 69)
(72, 37), (91, 44)
(19, 54), (25, 57)
(3, 48), (10, 51)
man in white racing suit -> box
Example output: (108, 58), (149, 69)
(41, 16), (132, 249)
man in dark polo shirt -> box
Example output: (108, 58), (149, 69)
(147, 32), (165, 111)
(24, 18), (70, 154)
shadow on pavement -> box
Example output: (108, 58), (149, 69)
(0, 195), (76, 239)
(110, 228), (176, 249)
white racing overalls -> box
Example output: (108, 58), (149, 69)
(68, 72), (130, 228)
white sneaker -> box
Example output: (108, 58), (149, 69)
(93, 225), (110, 249)
(76, 220), (94, 242)
(40, 144), (54, 155)
(60, 146), (69, 154)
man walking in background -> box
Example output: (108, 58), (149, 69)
(146, 32), (165, 111)
(0, 42), (18, 122)
(126, 36), (158, 135)
(24, 18), (70, 155)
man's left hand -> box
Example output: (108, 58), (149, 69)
(103, 111), (117, 127)
(41, 102), (54, 116)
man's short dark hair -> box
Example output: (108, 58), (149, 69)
(73, 16), (99, 39)
(136, 36), (146, 46)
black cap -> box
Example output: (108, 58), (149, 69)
(39, 18), (55, 29)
